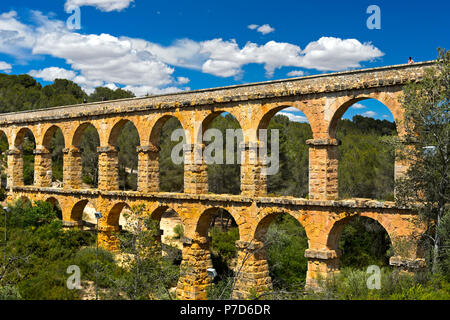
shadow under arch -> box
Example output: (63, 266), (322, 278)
(106, 201), (131, 228)
(45, 196), (63, 220)
(195, 207), (241, 238)
(70, 199), (91, 222)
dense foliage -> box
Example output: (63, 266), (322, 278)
(0, 200), (95, 299)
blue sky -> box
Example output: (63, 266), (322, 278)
(0, 0), (448, 122)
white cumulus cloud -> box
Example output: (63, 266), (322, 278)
(278, 112), (309, 123)
(200, 39), (304, 77)
(0, 11), (385, 96)
(287, 70), (304, 77)
(29, 67), (77, 81)
(257, 24), (275, 35)
(248, 24), (275, 35)
(0, 61), (12, 72)
(33, 32), (175, 88)
(148, 36), (384, 78)
(351, 103), (366, 109)
(176, 76), (190, 85)
(65, 0), (134, 12)
(362, 111), (377, 118)
(0, 11), (36, 57)
(301, 37), (384, 71)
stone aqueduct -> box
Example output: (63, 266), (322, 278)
(0, 61), (434, 299)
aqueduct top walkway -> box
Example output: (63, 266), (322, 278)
(0, 61), (434, 299)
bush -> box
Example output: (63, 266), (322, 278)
(210, 226), (239, 262)
(0, 200), (97, 299)
(74, 247), (120, 288)
(0, 285), (22, 300)
(173, 224), (184, 239)
(266, 214), (308, 290)
(316, 268), (450, 300)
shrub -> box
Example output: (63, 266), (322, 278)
(0, 285), (22, 300)
(173, 224), (184, 239)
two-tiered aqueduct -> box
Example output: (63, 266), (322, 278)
(0, 61), (433, 299)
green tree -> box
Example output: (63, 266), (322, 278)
(89, 87), (135, 102)
(394, 48), (450, 273)
(107, 205), (179, 300)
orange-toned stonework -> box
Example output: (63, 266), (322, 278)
(0, 62), (433, 299)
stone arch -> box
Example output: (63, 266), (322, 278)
(193, 207), (241, 286)
(324, 212), (403, 272)
(147, 114), (186, 193)
(327, 96), (398, 200)
(150, 205), (184, 231)
(69, 122), (100, 189)
(197, 111), (244, 195)
(42, 125), (65, 150)
(326, 213), (393, 254)
(257, 105), (309, 135)
(327, 92), (402, 139)
(256, 104), (313, 198)
(106, 201), (131, 227)
(256, 102), (317, 140)
(71, 122), (101, 148)
(14, 127), (36, 149)
(253, 208), (310, 244)
(149, 205), (184, 259)
(13, 127), (36, 186)
(195, 206), (242, 239)
(196, 110), (243, 144)
(41, 125), (65, 186)
(149, 114), (187, 147)
(108, 119), (141, 147)
(71, 199), (91, 222)
(107, 119), (141, 191)
(250, 208), (310, 291)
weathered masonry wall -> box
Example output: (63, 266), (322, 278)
(0, 62), (434, 299)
